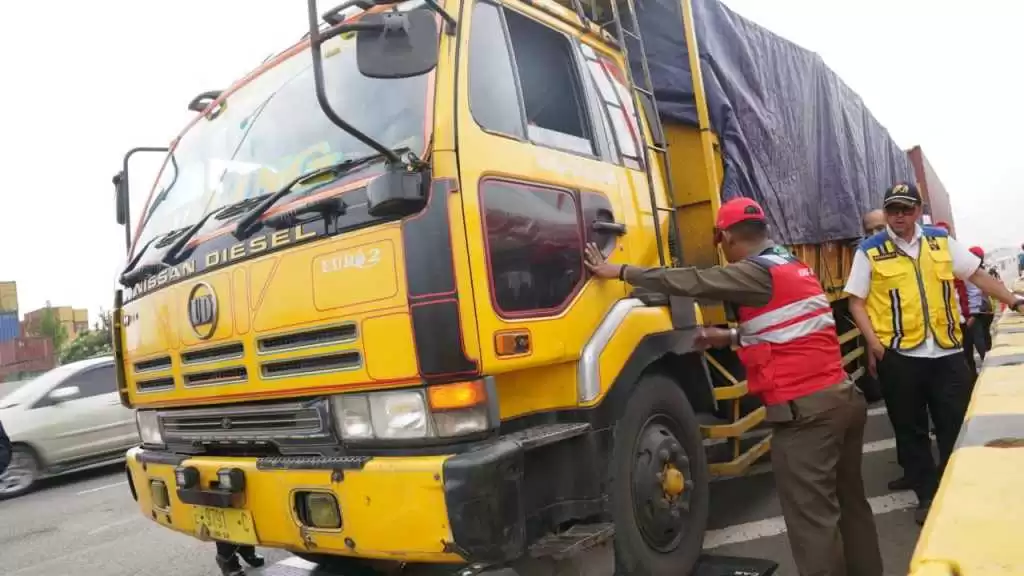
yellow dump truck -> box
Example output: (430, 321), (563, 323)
(111, 0), (910, 572)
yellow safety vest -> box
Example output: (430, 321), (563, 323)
(861, 228), (962, 350)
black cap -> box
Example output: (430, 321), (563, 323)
(883, 183), (922, 207)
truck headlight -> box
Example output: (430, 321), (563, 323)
(331, 380), (494, 441)
(136, 410), (163, 446)
(370, 390), (430, 439)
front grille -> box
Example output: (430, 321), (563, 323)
(182, 342), (244, 365)
(184, 367), (248, 387)
(258, 324), (357, 354)
(134, 356), (171, 373)
(136, 377), (175, 393)
(261, 352), (361, 379)
(159, 400), (330, 444)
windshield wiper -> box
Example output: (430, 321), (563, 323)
(233, 151), (405, 239)
(119, 195), (272, 287)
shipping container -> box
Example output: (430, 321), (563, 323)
(0, 336), (55, 381)
(907, 145), (956, 235)
(0, 312), (18, 343)
(0, 281), (17, 313)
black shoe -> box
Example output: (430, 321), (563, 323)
(216, 555), (245, 576)
(238, 548), (265, 568)
(888, 476), (914, 491)
(914, 500), (932, 526)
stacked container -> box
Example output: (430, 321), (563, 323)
(0, 281), (17, 344)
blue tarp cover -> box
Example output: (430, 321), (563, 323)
(634, 0), (914, 244)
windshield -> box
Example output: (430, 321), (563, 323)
(133, 3), (434, 253)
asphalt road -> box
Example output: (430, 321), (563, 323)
(0, 401), (920, 576)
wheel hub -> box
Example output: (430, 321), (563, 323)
(632, 419), (694, 551)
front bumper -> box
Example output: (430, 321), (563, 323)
(124, 425), (581, 565)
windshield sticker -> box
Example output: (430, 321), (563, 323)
(218, 143), (348, 207)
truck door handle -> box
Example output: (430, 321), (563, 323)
(592, 221), (627, 236)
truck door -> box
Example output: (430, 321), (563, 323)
(456, 0), (644, 398)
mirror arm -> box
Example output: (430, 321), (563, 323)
(307, 0), (402, 164)
(118, 146), (170, 255)
(421, 0), (456, 35)
(322, 0), (375, 25)
(319, 20), (380, 43)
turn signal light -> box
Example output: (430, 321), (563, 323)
(495, 330), (531, 357)
(428, 380), (486, 411)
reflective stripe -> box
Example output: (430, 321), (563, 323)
(942, 280), (960, 347)
(739, 294), (831, 336)
(742, 311), (837, 345)
(759, 254), (791, 266)
(889, 288), (903, 349)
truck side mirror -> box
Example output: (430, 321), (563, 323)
(113, 171), (128, 226)
(354, 9), (439, 79)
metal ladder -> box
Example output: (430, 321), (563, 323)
(602, 0), (683, 267)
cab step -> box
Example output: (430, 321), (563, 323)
(528, 522), (615, 560)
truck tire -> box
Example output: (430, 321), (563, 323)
(292, 553), (405, 575)
(610, 372), (710, 575)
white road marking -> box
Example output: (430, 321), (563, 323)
(87, 516), (141, 536)
(702, 491), (918, 549)
(278, 556), (319, 569)
(867, 406), (888, 417)
(76, 481), (128, 496)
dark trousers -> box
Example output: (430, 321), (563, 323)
(961, 323), (977, 374)
(772, 389), (883, 576)
(877, 352), (972, 502)
(215, 542), (255, 559)
(971, 315), (994, 360)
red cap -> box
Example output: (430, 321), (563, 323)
(716, 198), (766, 231)
(969, 246), (984, 259)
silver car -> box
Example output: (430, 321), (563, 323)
(0, 356), (139, 498)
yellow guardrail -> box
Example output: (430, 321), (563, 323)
(909, 305), (1024, 576)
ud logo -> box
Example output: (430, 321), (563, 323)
(187, 282), (218, 340)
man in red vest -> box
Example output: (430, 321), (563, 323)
(585, 198), (882, 576)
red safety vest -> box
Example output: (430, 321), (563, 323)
(735, 249), (847, 405)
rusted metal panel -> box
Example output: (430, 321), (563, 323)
(0, 281), (17, 313)
(907, 146), (956, 234)
(0, 336), (56, 380)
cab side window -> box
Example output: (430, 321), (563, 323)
(468, 2), (595, 157)
(481, 179), (584, 316)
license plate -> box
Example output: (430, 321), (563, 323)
(192, 506), (257, 545)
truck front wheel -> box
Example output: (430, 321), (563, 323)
(610, 372), (710, 575)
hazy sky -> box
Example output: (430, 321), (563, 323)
(0, 1), (1020, 322)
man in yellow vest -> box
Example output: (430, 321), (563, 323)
(845, 183), (1024, 525)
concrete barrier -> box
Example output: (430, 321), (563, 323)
(909, 307), (1024, 575)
